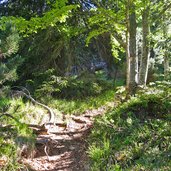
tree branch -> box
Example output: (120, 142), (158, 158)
(12, 86), (55, 124)
(153, 2), (171, 24)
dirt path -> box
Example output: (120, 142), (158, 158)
(22, 102), (118, 171)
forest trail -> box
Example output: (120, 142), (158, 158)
(22, 102), (118, 171)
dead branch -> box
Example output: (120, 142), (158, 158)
(12, 86), (55, 124)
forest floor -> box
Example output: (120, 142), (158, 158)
(22, 101), (118, 171)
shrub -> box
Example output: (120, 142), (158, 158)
(28, 69), (114, 99)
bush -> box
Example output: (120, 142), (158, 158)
(27, 69), (114, 99)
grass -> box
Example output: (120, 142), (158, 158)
(88, 89), (171, 171)
(44, 89), (116, 114)
(0, 98), (38, 170)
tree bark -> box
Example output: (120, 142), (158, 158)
(163, 15), (170, 80)
(164, 54), (170, 80)
(139, 7), (150, 86)
(126, 1), (137, 95)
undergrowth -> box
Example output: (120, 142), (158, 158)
(0, 97), (36, 170)
(27, 69), (115, 100)
(44, 89), (115, 114)
(88, 84), (171, 171)
(23, 70), (122, 114)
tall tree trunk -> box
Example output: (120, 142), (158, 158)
(163, 15), (170, 80)
(126, 1), (137, 95)
(164, 54), (170, 80)
(126, 0), (130, 91)
(139, 6), (150, 86)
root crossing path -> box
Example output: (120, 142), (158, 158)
(22, 102), (117, 171)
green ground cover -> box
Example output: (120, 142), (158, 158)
(88, 85), (171, 171)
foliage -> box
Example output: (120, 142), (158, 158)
(0, 23), (20, 58)
(0, 55), (23, 86)
(88, 87), (171, 170)
(36, 76), (113, 99)
(26, 69), (114, 99)
(0, 1), (78, 36)
(0, 0), (170, 170)
(0, 97), (10, 112)
(26, 70), (118, 114)
(16, 25), (101, 85)
(86, 6), (125, 45)
(0, 23), (22, 86)
(86, 0), (171, 92)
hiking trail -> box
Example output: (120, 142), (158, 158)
(22, 102), (118, 171)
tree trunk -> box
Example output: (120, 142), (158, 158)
(139, 7), (150, 86)
(163, 15), (170, 80)
(126, 0), (130, 91)
(164, 55), (170, 80)
(126, 1), (137, 95)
